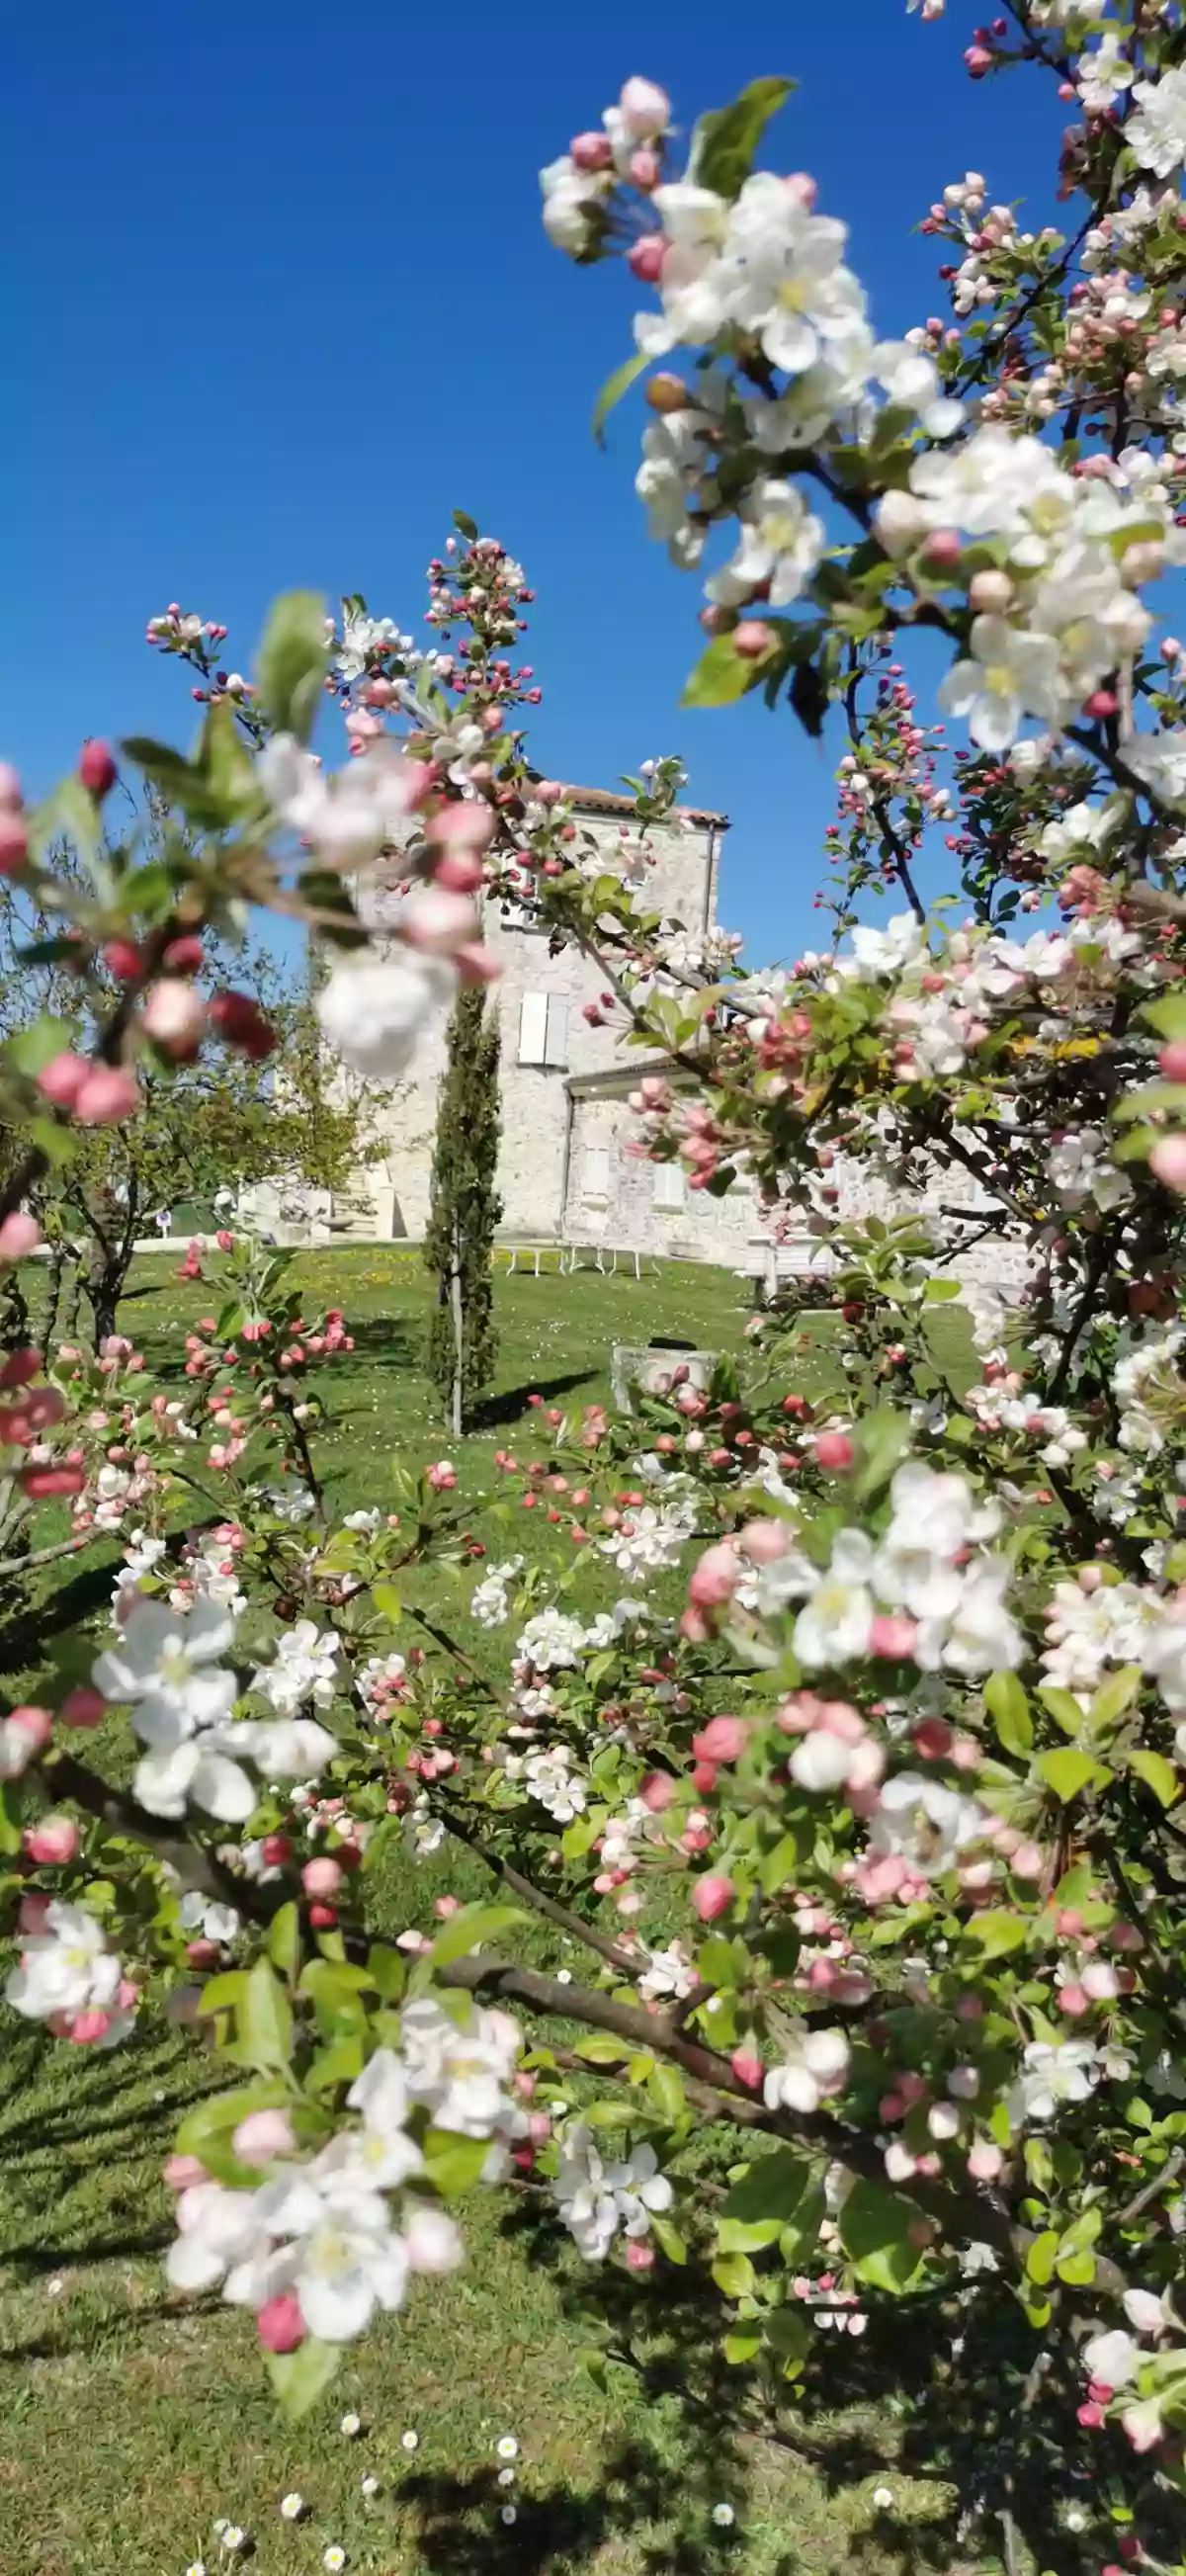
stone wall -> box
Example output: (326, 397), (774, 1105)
(361, 799), (722, 1243)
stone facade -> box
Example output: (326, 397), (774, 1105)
(351, 788), (730, 1247)
(311, 784), (1028, 1296)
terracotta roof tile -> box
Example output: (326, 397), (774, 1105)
(561, 783), (728, 828)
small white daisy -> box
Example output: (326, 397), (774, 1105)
(339, 2412), (362, 2439)
(186, 2563), (207, 2576)
(360, 2476), (381, 2499)
(400, 2429), (419, 2452)
(280, 2495), (305, 2522)
(497, 2467), (516, 2488)
(221, 2532), (248, 2556)
(323, 2550), (348, 2574)
(873, 2489), (895, 2512)
(496, 2436), (519, 2461)
(501, 2506), (518, 2527)
(712, 2504), (735, 2529)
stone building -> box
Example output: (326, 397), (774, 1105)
(347, 786), (762, 1264)
(240, 781), (1026, 1296)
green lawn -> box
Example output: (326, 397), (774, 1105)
(0, 1253), (969, 2576)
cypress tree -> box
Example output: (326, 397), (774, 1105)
(424, 984), (502, 1433)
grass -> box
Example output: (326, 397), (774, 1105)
(0, 1252), (973, 2576)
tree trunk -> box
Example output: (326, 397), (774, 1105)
(38, 1243), (66, 1365)
(450, 1220), (464, 1440)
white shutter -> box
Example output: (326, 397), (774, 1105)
(518, 991), (549, 1065)
(652, 1161), (686, 1210)
(544, 995), (569, 1067)
(581, 1147), (610, 1200)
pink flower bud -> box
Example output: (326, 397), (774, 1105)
(401, 888), (478, 955)
(60, 1683), (106, 1731)
(628, 233), (666, 283)
(738, 1517), (787, 1565)
(691, 1715), (748, 1762)
(142, 979), (208, 1053)
(730, 2050), (763, 2090)
(164, 2153), (209, 2190)
(870, 1613), (918, 1660)
(629, 147), (660, 189)
(1150, 1135), (1186, 1193)
(0, 1212), (40, 1259)
(5, 1704), (52, 1761)
(233, 2106), (296, 2163)
(639, 1770), (675, 1811)
(302, 1855), (342, 1898)
(0, 816), (29, 872)
(691, 1874), (733, 1923)
(24, 1814), (80, 1865)
(79, 739), (118, 799)
(813, 1431), (853, 1470)
(257, 2292), (305, 2352)
(733, 620), (776, 659)
(688, 1541), (738, 1607)
(1159, 1041), (1186, 1082)
(626, 2237), (655, 2270)
(74, 1066), (140, 1125)
(570, 130), (614, 172)
(37, 1051), (90, 1109)
(619, 75), (670, 135)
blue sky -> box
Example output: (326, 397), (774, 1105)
(4, 1), (1060, 967)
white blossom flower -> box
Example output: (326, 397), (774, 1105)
(867, 1774), (986, 1878)
(522, 1745), (587, 1823)
(6, 1902), (132, 2039)
(398, 1996), (521, 2136)
(939, 619), (1065, 752)
(763, 2027), (851, 2115)
(553, 2126), (673, 2260)
(763, 1530), (877, 1668)
(1007, 2038), (1100, 2126)
(317, 953), (457, 1082)
(1128, 66), (1186, 178)
(706, 478), (826, 610)
(1082, 2326), (1141, 2390)
(250, 1620), (340, 1715)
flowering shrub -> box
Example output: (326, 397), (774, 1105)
(5, 8), (1186, 2565)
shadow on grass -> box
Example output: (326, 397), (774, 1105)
(397, 2429), (759, 2576)
(468, 1368), (600, 1432)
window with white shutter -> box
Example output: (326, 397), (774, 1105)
(581, 1146), (610, 1202)
(518, 992), (568, 1068)
(517, 992), (549, 1064)
(652, 1161), (686, 1210)
(544, 995), (568, 1067)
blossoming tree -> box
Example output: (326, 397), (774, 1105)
(5, 8), (1186, 2565)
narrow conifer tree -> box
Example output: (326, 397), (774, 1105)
(424, 985), (502, 1433)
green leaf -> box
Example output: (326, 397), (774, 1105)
(1025, 2229), (1059, 2286)
(647, 2063), (687, 2122)
(372, 1581), (401, 1622)
(8, 1015), (74, 1080)
(421, 2128), (496, 2195)
(720, 2148), (808, 2238)
(266, 1902), (301, 1983)
(1126, 1747), (1181, 1808)
(578, 2347), (609, 2390)
(427, 1902), (525, 1968)
(197, 1970), (249, 2017)
(1056, 2249), (1097, 2285)
(592, 351), (650, 448)
(574, 2032), (630, 2066)
(963, 1909), (1030, 1961)
(1037, 1747), (1108, 1804)
(267, 2337), (342, 2420)
(306, 2035), (366, 2095)
(852, 1407), (911, 1503)
(1038, 1683), (1089, 1738)
(722, 2331), (762, 2364)
(257, 590), (328, 743)
(1088, 1666), (1143, 1731)
(688, 76), (796, 201)
(712, 2251), (757, 2299)
(368, 1944), (406, 2004)
(839, 2179), (925, 2294)
(984, 1671), (1033, 1759)
(650, 2215), (687, 2266)
(453, 509), (478, 541)
(240, 1956), (293, 2072)
(174, 2082), (291, 2185)
(681, 634), (769, 710)
(0, 1784), (24, 1856)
